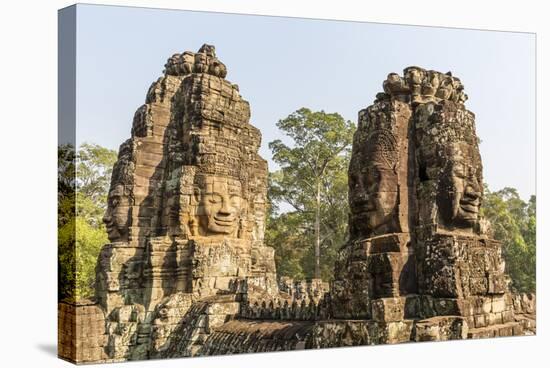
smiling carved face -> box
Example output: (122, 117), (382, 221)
(198, 176), (243, 236)
(348, 128), (400, 239)
(448, 161), (482, 226)
(437, 144), (483, 229)
(350, 164), (398, 235)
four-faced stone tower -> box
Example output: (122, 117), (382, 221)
(95, 45), (278, 360)
(332, 67), (523, 341)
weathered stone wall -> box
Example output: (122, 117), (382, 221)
(58, 301), (108, 363)
(511, 293), (536, 334)
(96, 71), (184, 314)
(199, 320), (314, 355)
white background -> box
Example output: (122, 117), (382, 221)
(0, 0), (547, 367)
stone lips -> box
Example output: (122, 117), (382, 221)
(58, 55), (535, 364)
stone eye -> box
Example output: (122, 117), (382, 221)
(208, 194), (222, 204)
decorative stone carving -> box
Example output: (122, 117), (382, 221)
(195, 175), (244, 236)
(164, 44), (227, 78)
(337, 80), (416, 320)
(415, 101), (483, 232)
(103, 140), (135, 243)
(381, 67), (468, 105)
(348, 100), (412, 239)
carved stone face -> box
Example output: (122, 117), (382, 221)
(423, 72), (440, 97)
(197, 176), (243, 235)
(404, 67), (424, 86)
(383, 73), (409, 95)
(103, 184), (131, 241)
(194, 52), (208, 73)
(437, 144), (482, 228)
(435, 76), (454, 100)
(349, 128), (399, 238)
(351, 165), (398, 234)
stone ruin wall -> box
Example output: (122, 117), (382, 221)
(58, 46), (535, 364)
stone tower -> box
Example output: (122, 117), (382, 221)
(331, 67), (529, 341)
(94, 44), (278, 360)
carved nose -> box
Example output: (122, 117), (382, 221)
(467, 175), (481, 192)
(219, 200), (233, 215)
(464, 185), (480, 198)
(463, 188), (481, 204)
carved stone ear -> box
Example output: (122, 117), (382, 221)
(192, 188), (201, 204)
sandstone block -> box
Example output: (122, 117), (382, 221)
(371, 297), (405, 322)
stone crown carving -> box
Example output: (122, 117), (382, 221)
(382, 66), (468, 104)
(164, 44), (228, 78)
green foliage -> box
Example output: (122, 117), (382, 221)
(481, 186), (536, 292)
(58, 216), (108, 301)
(58, 208), (76, 302)
(76, 192), (107, 229)
(266, 108), (355, 280)
(75, 217), (109, 300)
(77, 142), (117, 212)
(58, 144), (76, 301)
(58, 143), (117, 302)
(266, 211), (308, 280)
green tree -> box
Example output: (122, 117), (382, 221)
(77, 142), (117, 199)
(59, 217), (108, 300)
(58, 144), (76, 301)
(481, 186), (536, 292)
(267, 108), (355, 280)
(58, 143), (118, 301)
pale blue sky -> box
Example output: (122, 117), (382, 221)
(73, 4), (536, 199)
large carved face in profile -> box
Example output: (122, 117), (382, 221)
(437, 143), (482, 228)
(103, 184), (132, 242)
(349, 130), (399, 237)
(197, 176), (243, 236)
